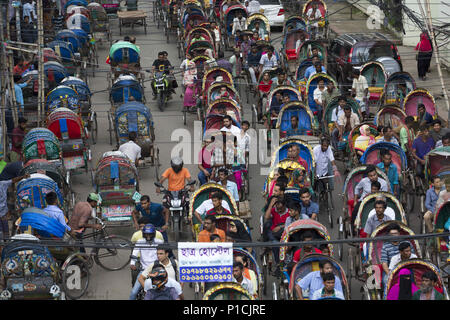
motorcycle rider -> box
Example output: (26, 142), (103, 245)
(129, 224), (164, 300)
(157, 157), (195, 210)
(151, 51), (175, 101)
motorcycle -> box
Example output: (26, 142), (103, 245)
(154, 181), (196, 242)
(151, 69), (172, 111)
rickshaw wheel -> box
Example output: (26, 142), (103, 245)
(93, 235), (132, 271)
(90, 112), (98, 145)
(337, 217), (343, 261)
(61, 257), (90, 300)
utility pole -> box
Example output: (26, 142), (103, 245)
(37, 0), (43, 126)
(0, 3), (7, 158)
(417, 0), (450, 126)
(12, 0), (20, 42)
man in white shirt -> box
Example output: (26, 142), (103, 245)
(23, 0), (37, 21)
(313, 137), (340, 191)
(305, 2), (323, 39)
(220, 115), (241, 137)
(259, 46), (278, 74)
(351, 69), (369, 118)
(118, 131), (142, 167)
(388, 241), (418, 270)
(233, 261), (255, 297)
(313, 78), (326, 113)
(232, 12), (246, 35)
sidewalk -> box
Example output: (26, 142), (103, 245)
(326, 0), (450, 121)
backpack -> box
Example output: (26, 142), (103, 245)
(146, 287), (176, 300)
(169, 257), (179, 281)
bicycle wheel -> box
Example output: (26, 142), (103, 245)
(62, 256), (90, 300)
(93, 235), (132, 271)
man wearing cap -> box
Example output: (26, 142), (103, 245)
(69, 194), (103, 253)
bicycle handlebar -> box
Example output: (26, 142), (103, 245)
(316, 175), (335, 180)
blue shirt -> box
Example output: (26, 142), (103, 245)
(412, 136), (435, 160)
(299, 200), (319, 218)
(377, 162), (399, 193)
(221, 180), (239, 202)
(304, 65), (326, 80)
(43, 205), (71, 231)
(247, 51), (261, 67)
(425, 186), (445, 213)
(14, 82), (27, 107)
(298, 270), (343, 298)
(136, 203), (165, 227)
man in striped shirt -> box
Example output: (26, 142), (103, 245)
(381, 223), (401, 285)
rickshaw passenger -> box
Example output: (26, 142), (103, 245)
(206, 192), (232, 216)
(337, 105), (360, 147)
(305, 60), (326, 81)
(264, 197), (289, 263)
(299, 188), (319, 220)
(330, 96), (347, 147)
(322, 82), (340, 110)
(284, 202), (302, 231)
(366, 196), (396, 221)
(43, 191), (72, 234)
(247, 44), (262, 85)
(305, 2), (323, 39)
(354, 165), (389, 202)
(363, 199), (392, 236)
(430, 119), (450, 143)
(351, 69), (369, 120)
(399, 116), (415, 152)
(231, 12), (246, 36)
(130, 224), (164, 300)
(313, 79), (326, 116)
(131, 195), (169, 241)
(354, 124), (376, 157)
(311, 272), (345, 300)
(376, 126), (399, 145)
(435, 132), (450, 148)
(417, 103), (433, 126)
(259, 46), (278, 74)
(412, 271), (445, 300)
(232, 261), (255, 297)
(216, 168), (239, 202)
(234, 254), (257, 293)
(350, 180), (381, 227)
(376, 149), (399, 198)
(198, 215), (226, 242)
(270, 70), (294, 90)
(380, 223), (402, 285)
(386, 268), (418, 300)
(267, 170), (286, 197)
(424, 176), (445, 233)
(289, 167), (313, 194)
(118, 131), (142, 167)
(388, 242), (418, 271)
(220, 115), (241, 137)
(292, 231), (322, 263)
(313, 137), (339, 192)
(286, 115), (306, 137)
(288, 144), (309, 172)
(412, 125), (435, 181)
(295, 260), (343, 300)
(198, 136), (215, 186)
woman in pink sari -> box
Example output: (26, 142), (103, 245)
(386, 268), (418, 300)
(183, 60), (198, 112)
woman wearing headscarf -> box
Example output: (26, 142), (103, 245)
(386, 268), (418, 300)
(183, 60), (198, 112)
(354, 124), (375, 157)
(415, 31), (433, 81)
(288, 167), (314, 195)
(266, 167), (286, 197)
(227, 219), (254, 256)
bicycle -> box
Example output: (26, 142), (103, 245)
(315, 175), (335, 230)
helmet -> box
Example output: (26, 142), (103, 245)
(88, 193), (99, 202)
(171, 156), (183, 174)
(151, 266), (168, 289)
(142, 224), (156, 235)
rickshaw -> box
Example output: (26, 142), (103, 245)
(349, 192), (407, 281)
(373, 104), (407, 129)
(384, 259), (449, 300)
(281, 16), (309, 74)
(20, 159), (73, 209)
(107, 41), (143, 89)
(184, 26), (216, 52)
(363, 220), (421, 300)
(205, 98), (241, 122)
(47, 108), (92, 179)
(60, 76), (97, 144)
(65, 12), (91, 34)
(93, 151), (139, 228)
(403, 88), (436, 119)
(189, 182), (239, 240)
(87, 2), (112, 46)
(47, 40), (78, 76)
(338, 166), (390, 259)
(182, 3), (207, 36)
(186, 40), (216, 59)
(270, 138), (315, 173)
(109, 101), (160, 177)
(64, 0), (89, 12)
(288, 254), (350, 300)
(304, 73), (337, 119)
(347, 123), (378, 166)
(295, 59), (313, 84)
(222, 5), (248, 50)
(202, 67), (233, 101)
(164, 0), (180, 43)
(23, 128), (62, 163)
(265, 86), (301, 127)
(382, 71), (416, 106)
(233, 248), (262, 299)
(425, 201), (450, 268)
(55, 29), (81, 55)
(253, 67), (278, 126)
(109, 74), (145, 108)
(275, 219), (333, 300)
(296, 39), (327, 66)
(207, 82), (240, 106)
(16, 173), (65, 212)
(276, 101), (316, 138)
(426, 146), (450, 183)
(302, 0), (328, 39)
(360, 61), (387, 106)
(44, 62), (69, 89)
(203, 283), (254, 300)
(323, 96), (360, 137)
(191, 55), (210, 77)
(360, 141), (415, 215)
(263, 160), (306, 195)
(246, 13), (270, 40)
(45, 85), (80, 114)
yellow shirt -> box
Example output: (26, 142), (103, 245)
(131, 230), (164, 243)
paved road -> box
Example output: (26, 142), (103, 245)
(77, 3), (424, 300)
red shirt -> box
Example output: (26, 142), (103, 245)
(270, 207), (290, 230)
(258, 80), (273, 93)
(198, 146), (214, 169)
(206, 207), (231, 216)
(293, 248), (322, 263)
(11, 127), (25, 155)
(296, 156), (309, 172)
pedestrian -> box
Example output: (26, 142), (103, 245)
(415, 31), (433, 81)
(9, 117), (28, 162)
(14, 75), (32, 115)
